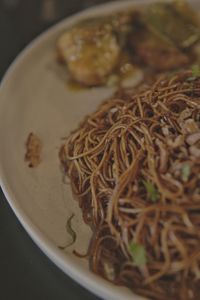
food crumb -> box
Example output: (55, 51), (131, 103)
(25, 132), (42, 168)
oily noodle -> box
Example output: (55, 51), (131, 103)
(60, 71), (200, 300)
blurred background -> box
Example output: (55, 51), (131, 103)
(0, 1), (116, 299)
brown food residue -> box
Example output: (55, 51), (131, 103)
(25, 132), (42, 168)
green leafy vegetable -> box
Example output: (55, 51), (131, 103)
(182, 164), (191, 182)
(145, 3), (200, 49)
(129, 241), (147, 267)
(143, 180), (159, 202)
(58, 213), (77, 250)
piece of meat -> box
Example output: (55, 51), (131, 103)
(57, 20), (120, 86)
(130, 34), (190, 71)
(25, 132), (42, 168)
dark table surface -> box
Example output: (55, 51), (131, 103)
(0, 1), (116, 299)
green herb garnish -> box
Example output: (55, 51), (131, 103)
(187, 65), (200, 81)
(143, 180), (159, 202)
(58, 213), (77, 249)
(129, 241), (147, 267)
(182, 164), (191, 182)
(192, 65), (200, 77)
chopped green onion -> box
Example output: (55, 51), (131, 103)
(182, 164), (191, 182)
(192, 65), (200, 77)
(143, 180), (159, 202)
(129, 241), (147, 267)
(58, 213), (77, 249)
(187, 65), (200, 81)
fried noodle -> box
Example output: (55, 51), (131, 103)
(59, 71), (200, 300)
